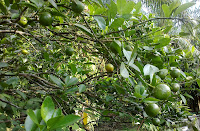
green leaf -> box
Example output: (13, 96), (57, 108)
(19, 2), (38, 10)
(30, 0), (44, 8)
(16, 90), (26, 100)
(174, 2), (195, 16)
(65, 77), (78, 87)
(134, 1), (141, 14)
(110, 40), (122, 57)
(25, 109), (42, 131)
(129, 63), (141, 73)
(196, 79), (200, 88)
(5, 77), (19, 86)
(180, 94), (187, 105)
(107, 0), (117, 21)
(0, 2), (8, 14)
(120, 62), (129, 78)
(154, 38), (171, 49)
(143, 64), (159, 83)
(79, 84), (86, 93)
(27, 109), (40, 125)
(179, 32), (190, 36)
(117, 0), (126, 15)
(94, 16), (106, 30)
(47, 115), (81, 130)
(4, 0), (10, 7)
(114, 84), (125, 95)
(41, 96), (55, 123)
(25, 116), (38, 131)
(48, 0), (58, 10)
(49, 75), (64, 88)
(184, 93), (194, 100)
(110, 18), (124, 30)
(53, 109), (62, 117)
(74, 24), (93, 37)
(163, 26), (172, 34)
(0, 62), (8, 68)
(143, 97), (160, 103)
(162, 4), (170, 17)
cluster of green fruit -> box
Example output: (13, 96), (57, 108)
(18, 0), (85, 27)
(145, 68), (194, 126)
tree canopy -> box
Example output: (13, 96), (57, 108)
(0, 0), (200, 130)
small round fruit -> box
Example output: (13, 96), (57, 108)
(158, 69), (168, 79)
(71, 0), (85, 14)
(39, 12), (53, 26)
(18, 16), (28, 26)
(105, 63), (114, 72)
(152, 118), (160, 126)
(21, 49), (29, 55)
(145, 103), (160, 117)
(170, 69), (180, 78)
(186, 76), (193, 81)
(124, 45), (132, 51)
(154, 84), (171, 100)
(65, 47), (74, 56)
(171, 83), (180, 92)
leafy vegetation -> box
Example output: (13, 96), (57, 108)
(0, 0), (200, 130)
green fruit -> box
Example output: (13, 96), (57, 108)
(39, 12), (53, 26)
(21, 49), (29, 55)
(171, 83), (180, 92)
(18, 16), (28, 26)
(152, 118), (160, 126)
(71, 0), (85, 14)
(65, 47), (74, 56)
(158, 69), (168, 79)
(154, 84), (171, 100)
(145, 103), (160, 117)
(186, 76), (193, 81)
(170, 69), (180, 78)
(105, 64), (114, 72)
(124, 45), (133, 51)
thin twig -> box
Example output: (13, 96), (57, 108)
(0, 98), (21, 109)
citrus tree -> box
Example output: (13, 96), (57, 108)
(0, 0), (200, 130)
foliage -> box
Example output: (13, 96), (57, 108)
(0, 0), (200, 130)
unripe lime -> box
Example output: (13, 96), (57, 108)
(65, 47), (74, 56)
(145, 103), (160, 117)
(154, 84), (171, 100)
(71, 0), (85, 14)
(105, 64), (114, 72)
(152, 118), (160, 126)
(171, 83), (180, 92)
(170, 69), (180, 78)
(21, 49), (29, 55)
(39, 12), (53, 26)
(18, 16), (28, 26)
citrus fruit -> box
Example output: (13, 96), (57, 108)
(124, 45), (132, 51)
(186, 76), (193, 81)
(65, 47), (74, 56)
(105, 63), (114, 72)
(171, 83), (180, 92)
(71, 0), (85, 14)
(152, 118), (160, 126)
(39, 12), (53, 26)
(158, 69), (168, 79)
(170, 69), (180, 78)
(145, 103), (160, 117)
(21, 49), (29, 55)
(18, 16), (28, 26)
(154, 84), (171, 100)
